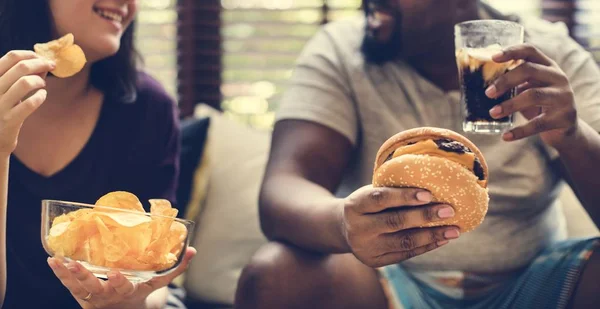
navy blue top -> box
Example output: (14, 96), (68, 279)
(4, 72), (181, 308)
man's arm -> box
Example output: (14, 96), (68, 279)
(259, 119), (353, 253)
(553, 120), (600, 227)
(487, 44), (600, 227)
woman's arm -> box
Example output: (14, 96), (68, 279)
(0, 156), (8, 305)
(0, 50), (55, 307)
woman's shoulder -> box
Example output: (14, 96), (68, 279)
(112, 71), (180, 126)
(134, 71), (177, 110)
(108, 71), (179, 137)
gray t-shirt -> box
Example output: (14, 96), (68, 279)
(275, 15), (600, 273)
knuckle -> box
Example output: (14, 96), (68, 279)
(404, 249), (417, 260)
(431, 229), (442, 242)
(24, 76), (43, 89)
(16, 61), (32, 73)
(522, 63), (536, 77)
(21, 97), (40, 111)
(565, 108), (577, 123)
(422, 206), (436, 222)
(558, 74), (569, 85)
(528, 88), (546, 103)
(400, 188), (418, 204)
(523, 43), (538, 54)
(428, 241), (441, 251)
(368, 188), (387, 208)
(532, 118), (547, 132)
(17, 76), (35, 89)
(398, 234), (415, 250)
(385, 211), (406, 230)
(5, 51), (20, 62)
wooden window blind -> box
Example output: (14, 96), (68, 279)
(135, 0), (178, 100)
(170, 0), (597, 119)
(218, 0), (361, 129)
(175, 0), (221, 118)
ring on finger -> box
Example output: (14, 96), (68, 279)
(82, 292), (92, 301)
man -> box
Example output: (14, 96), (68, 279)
(235, 0), (600, 308)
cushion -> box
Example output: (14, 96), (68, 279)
(183, 105), (270, 305)
(176, 117), (210, 214)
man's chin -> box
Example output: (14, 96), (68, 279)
(360, 36), (402, 65)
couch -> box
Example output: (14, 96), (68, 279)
(176, 104), (599, 309)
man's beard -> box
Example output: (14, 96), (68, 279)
(360, 11), (404, 65)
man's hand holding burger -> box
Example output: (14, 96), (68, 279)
(340, 186), (459, 268)
(340, 127), (490, 268)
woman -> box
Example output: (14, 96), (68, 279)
(0, 0), (195, 308)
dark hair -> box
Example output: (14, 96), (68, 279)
(360, 0), (404, 65)
(0, 0), (139, 102)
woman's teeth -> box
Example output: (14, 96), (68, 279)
(94, 8), (123, 23)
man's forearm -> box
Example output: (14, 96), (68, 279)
(555, 119), (600, 226)
(260, 174), (350, 254)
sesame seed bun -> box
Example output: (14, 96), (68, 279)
(372, 127), (489, 233)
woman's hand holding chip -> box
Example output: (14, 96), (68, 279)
(0, 50), (55, 156)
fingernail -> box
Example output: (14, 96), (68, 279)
(416, 191), (432, 202)
(438, 207), (455, 219)
(67, 262), (79, 273)
(485, 85), (497, 98)
(444, 229), (460, 239)
(503, 131), (514, 141)
(437, 240), (450, 246)
(48, 61), (56, 69)
(489, 105), (502, 117)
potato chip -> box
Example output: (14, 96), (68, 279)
(148, 199), (177, 239)
(88, 233), (106, 266)
(33, 33), (86, 78)
(51, 208), (93, 226)
(94, 216), (129, 262)
(47, 191), (187, 272)
(95, 191), (145, 213)
(149, 199), (178, 217)
(94, 211), (151, 227)
(112, 223), (152, 257)
(48, 220), (87, 257)
(108, 255), (155, 271)
(167, 222), (187, 256)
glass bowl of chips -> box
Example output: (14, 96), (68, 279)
(40, 192), (195, 282)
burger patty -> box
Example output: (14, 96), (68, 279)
(385, 138), (486, 181)
(434, 138), (470, 154)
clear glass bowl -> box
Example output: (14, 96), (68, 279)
(41, 200), (195, 282)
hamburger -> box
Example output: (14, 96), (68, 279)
(372, 127), (489, 232)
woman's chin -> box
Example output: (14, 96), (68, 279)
(84, 45), (121, 63)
